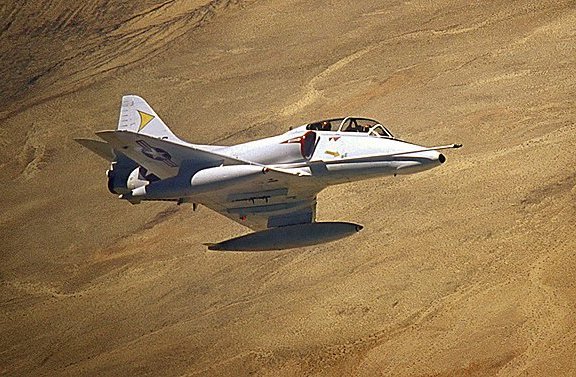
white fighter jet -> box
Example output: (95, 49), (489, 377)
(77, 95), (461, 251)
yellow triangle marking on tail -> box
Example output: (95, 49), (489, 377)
(137, 110), (154, 132)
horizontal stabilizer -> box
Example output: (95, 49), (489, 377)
(74, 138), (115, 161)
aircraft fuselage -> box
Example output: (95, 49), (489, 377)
(212, 124), (446, 186)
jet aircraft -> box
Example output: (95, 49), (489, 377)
(77, 95), (461, 251)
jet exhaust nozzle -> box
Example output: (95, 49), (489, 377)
(438, 153), (446, 164)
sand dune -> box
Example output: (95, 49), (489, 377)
(1, 0), (575, 375)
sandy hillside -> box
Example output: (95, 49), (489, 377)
(1, 0), (575, 375)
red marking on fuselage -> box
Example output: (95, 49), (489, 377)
(282, 136), (303, 144)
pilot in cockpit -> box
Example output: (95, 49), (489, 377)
(347, 123), (360, 132)
(321, 121), (331, 131)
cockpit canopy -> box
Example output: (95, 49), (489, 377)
(305, 117), (394, 138)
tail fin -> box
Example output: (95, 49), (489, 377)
(117, 95), (182, 142)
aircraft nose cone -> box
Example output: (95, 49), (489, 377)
(355, 224), (364, 232)
(438, 153), (446, 164)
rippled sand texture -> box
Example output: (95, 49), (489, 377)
(1, 0), (575, 376)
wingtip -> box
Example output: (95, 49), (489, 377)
(74, 137), (116, 161)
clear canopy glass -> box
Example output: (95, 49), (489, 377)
(305, 117), (393, 138)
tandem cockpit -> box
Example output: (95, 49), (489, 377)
(305, 117), (394, 138)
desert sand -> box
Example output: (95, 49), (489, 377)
(1, 0), (575, 375)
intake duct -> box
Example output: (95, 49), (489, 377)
(300, 131), (317, 160)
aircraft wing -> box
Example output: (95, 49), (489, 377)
(96, 130), (311, 179)
(96, 130), (240, 179)
(96, 130), (324, 230)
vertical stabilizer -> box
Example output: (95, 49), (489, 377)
(117, 95), (182, 142)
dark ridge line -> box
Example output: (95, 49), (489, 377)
(0, 0), (249, 123)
